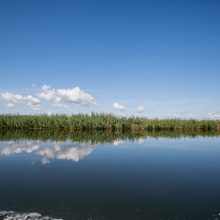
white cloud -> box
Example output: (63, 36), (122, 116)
(136, 105), (144, 113)
(208, 112), (220, 120)
(52, 103), (69, 108)
(1, 92), (41, 111)
(6, 103), (15, 108)
(113, 102), (126, 111)
(37, 85), (96, 107)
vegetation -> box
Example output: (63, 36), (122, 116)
(0, 129), (219, 144)
(0, 113), (220, 133)
(0, 113), (219, 132)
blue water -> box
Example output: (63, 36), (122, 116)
(0, 136), (220, 220)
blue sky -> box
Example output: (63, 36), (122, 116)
(0, 0), (220, 118)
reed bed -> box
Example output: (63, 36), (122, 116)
(0, 113), (220, 132)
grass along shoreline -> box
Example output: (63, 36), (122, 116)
(0, 114), (220, 132)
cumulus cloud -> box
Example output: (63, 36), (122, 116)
(37, 85), (96, 107)
(113, 102), (126, 111)
(208, 112), (220, 119)
(0, 85), (97, 111)
(136, 105), (144, 113)
(1, 92), (41, 111)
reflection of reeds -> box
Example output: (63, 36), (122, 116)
(0, 128), (219, 144)
(0, 113), (220, 133)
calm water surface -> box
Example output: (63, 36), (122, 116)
(0, 133), (220, 220)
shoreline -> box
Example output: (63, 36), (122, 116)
(0, 114), (220, 132)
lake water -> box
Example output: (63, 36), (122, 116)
(0, 132), (220, 220)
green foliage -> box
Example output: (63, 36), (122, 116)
(0, 129), (219, 144)
(0, 113), (220, 132)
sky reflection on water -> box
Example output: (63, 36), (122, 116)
(0, 135), (220, 220)
(0, 140), (96, 164)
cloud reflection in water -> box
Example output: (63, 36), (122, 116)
(0, 140), (96, 164)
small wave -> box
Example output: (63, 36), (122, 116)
(0, 211), (62, 220)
